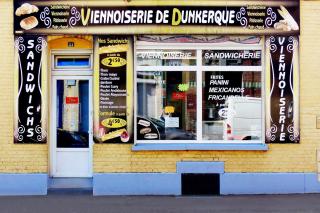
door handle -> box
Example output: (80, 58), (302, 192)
(79, 103), (81, 124)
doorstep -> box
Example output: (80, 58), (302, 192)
(48, 178), (93, 194)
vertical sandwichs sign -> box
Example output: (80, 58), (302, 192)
(14, 35), (47, 143)
(266, 36), (299, 143)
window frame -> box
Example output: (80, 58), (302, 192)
(51, 49), (93, 75)
(134, 37), (265, 145)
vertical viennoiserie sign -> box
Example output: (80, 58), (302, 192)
(94, 36), (133, 143)
(266, 36), (299, 143)
(14, 35), (47, 143)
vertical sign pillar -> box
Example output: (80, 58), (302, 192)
(14, 35), (47, 143)
(266, 36), (300, 143)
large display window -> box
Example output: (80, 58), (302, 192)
(135, 36), (264, 144)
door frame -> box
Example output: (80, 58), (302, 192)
(50, 75), (93, 177)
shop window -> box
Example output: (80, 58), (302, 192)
(202, 71), (262, 141)
(135, 36), (263, 144)
(137, 71), (197, 140)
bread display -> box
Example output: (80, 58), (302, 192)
(15, 3), (39, 16)
(20, 16), (38, 30)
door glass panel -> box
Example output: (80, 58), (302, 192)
(56, 80), (89, 148)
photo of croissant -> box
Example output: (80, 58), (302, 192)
(15, 3), (39, 16)
(274, 5), (299, 32)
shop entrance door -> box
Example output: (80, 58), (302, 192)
(51, 76), (93, 177)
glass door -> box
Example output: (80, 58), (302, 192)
(51, 76), (93, 177)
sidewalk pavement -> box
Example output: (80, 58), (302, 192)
(1, 192), (320, 213)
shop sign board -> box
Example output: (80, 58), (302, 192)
(13, 1), (299, 35)
(266, 36), (299, 143)
(14, 35), (47, 143)
(95, 36), (132, 143)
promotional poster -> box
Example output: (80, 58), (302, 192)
(93, 36), (133, 143)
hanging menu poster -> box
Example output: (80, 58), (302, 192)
(266, 36), (300, 143)
(96, 36), (132, 143)
(14, 35), (47, 143)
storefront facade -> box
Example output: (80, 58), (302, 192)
(1, 0), (320, 195)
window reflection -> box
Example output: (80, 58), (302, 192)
(137, 71), (196, 140)
(202, 71), (262, 140)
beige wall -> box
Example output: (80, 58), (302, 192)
(1, 0), (320, 174)
(0, 0), (47, 173)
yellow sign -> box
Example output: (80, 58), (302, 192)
(101, 57), (127, 67)
(164, 106), (175, 114)
(101, 118), (127, 128)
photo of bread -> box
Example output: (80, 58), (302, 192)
(144, 133), (158, 139)
(15, 3), (39, 16)
(140, 127), (151, 134)
(138, 119), (150, 127)
(20, 16), (38, 30)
